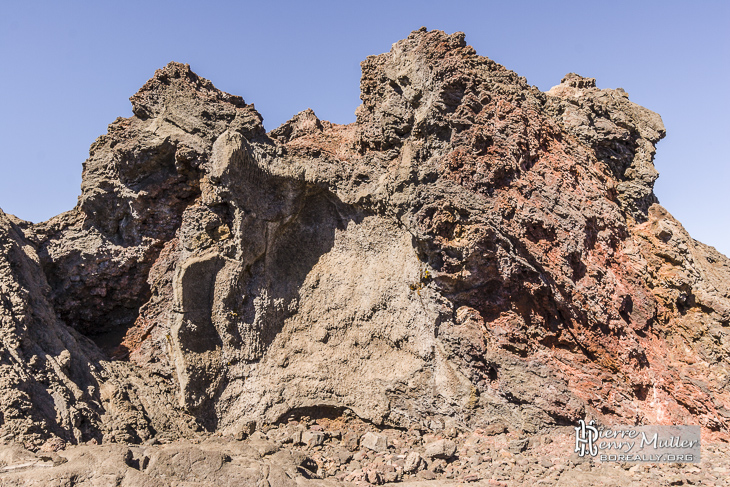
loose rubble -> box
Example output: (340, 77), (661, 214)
(1, 415), (728, 485)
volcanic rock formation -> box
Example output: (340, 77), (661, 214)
(1, 28), (728, 466)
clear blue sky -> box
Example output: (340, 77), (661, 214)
(1, 1), (728, 256)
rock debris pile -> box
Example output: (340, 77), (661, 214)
(2, 417), (729, 485)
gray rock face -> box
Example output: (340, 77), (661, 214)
(0, 211), (195, 448)
(0, 30), (728, 486)
(0, 210), (102, 446)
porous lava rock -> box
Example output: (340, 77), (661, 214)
(1, 29), (728, 469)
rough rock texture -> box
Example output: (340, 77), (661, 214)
(2, 421), (729, 486)
(0, 27), (729, 484)
(0, 210), (200, 450)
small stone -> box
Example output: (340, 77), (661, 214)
(39, 437), (66, 452)
(383, 468), (400, 483)
(290, 430), (303, 445)
(342, 430), (360, 451)
(250, 431), (267, 441)
(366, 468), (383, 485)
(404, 451), (424, 473)
(345, 468), (365, 482)
(482, 423), (508, 436)
(38, 452), (68, 467)
(302, 430), (325, 447)
(424, 439), (457, 459)
(417, 469), (437, 480)
(334, 448), (353, 465)
(429, 419), (444, 431)
(444, 426), (458, 439)
(429, 458), (447, 473)
(508, 439), (529, 453)
(361, 432), (389, 452)
(498, 449), (513, 458)
(422, 433), (439, 444)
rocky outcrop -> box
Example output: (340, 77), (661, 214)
(0, 209), (103, 446)
(0, 29), (728, 481)
(0, 209), (203, 450)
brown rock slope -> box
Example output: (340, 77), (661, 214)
(1, 28), (728, 456)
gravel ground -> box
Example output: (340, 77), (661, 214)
(1, 416), (727, 486)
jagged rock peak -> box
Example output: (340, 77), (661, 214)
(560, 72), (597, 89)
(131, 61), (248, 118)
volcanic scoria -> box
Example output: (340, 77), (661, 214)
(0, 28), (727, 486)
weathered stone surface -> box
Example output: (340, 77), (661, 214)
(404, 451), (424, 473)
(0, 425), (728, 486)
(361, 432), (389, 452)
(302, 430), (325, 447)
(424, 439), (457, 459)
(341, 430), (360, 451)
(0, 26), (729, 485)
(0, 210), (190, 448)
